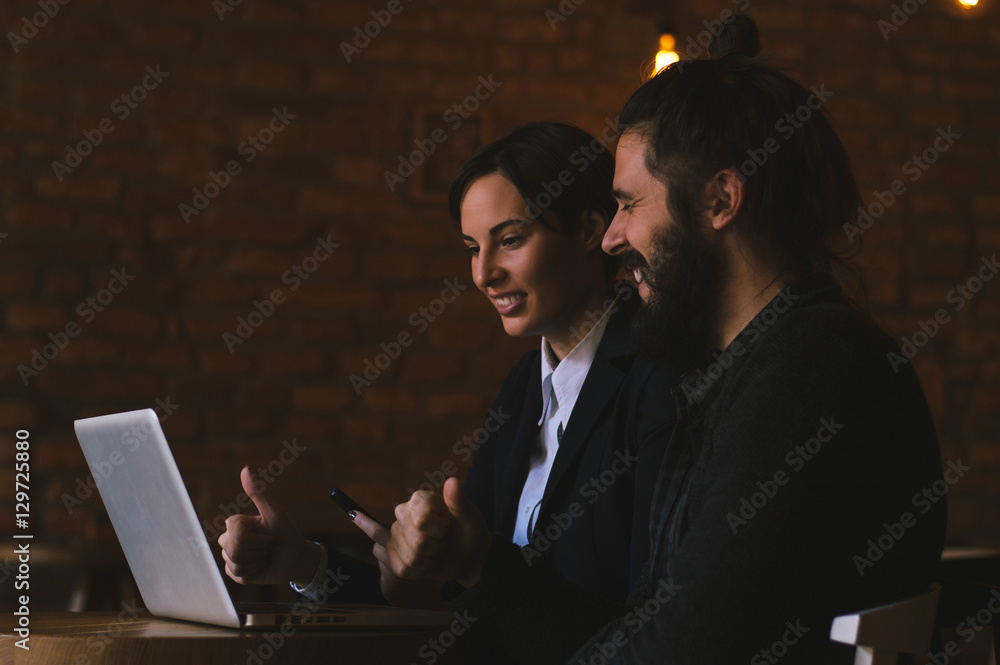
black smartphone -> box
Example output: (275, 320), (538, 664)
(329, 488), (387, 528)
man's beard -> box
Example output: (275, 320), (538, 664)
(628, 220), (720, 373)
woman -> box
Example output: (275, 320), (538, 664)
(434, 122), (676, 602)
(218, 122), (677, 609)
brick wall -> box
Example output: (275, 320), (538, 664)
(1, 0), (998, 597)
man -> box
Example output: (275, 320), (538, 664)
(383, 16), (946, 664)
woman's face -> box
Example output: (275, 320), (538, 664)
(460, 172), (602, 341)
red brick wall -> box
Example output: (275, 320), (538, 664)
(1, 0), (998, 590)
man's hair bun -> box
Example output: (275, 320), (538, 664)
(709, 15), (760, 60)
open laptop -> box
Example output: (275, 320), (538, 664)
(73, 408), (451, 630)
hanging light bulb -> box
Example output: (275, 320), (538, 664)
(653, 32), (679, 77)
(947, 0), (987, 18)
(946, 0), (986, 18)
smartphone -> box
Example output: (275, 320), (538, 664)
(329, 488), (387, 528)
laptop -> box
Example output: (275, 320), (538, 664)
(73, 408), (451, 630)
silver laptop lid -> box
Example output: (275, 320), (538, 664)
(74, 409), (241, 628)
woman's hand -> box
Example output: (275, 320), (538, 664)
(386, 477), (492, 589)
(351, 510), (445, 610)
(217, 465), (321, 587)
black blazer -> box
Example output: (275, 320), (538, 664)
(464, 282), (678, 603)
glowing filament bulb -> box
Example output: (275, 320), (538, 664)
(654, 33), (679, 75)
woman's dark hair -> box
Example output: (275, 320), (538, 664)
(448, 122), (618, 241)
(619, 15), (862, 277)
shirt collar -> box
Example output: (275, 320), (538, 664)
(538, 291), (621, 426)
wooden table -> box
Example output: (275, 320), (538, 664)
(1, 611), (462, 664)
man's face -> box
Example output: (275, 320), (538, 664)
(603, 132), (670, 301)
(604, 131), (721, 371)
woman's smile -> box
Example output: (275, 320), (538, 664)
(490, 291), (527, 315)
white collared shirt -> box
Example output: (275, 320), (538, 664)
(512, 296), (618, 546)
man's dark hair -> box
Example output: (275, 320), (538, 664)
(619, 15), (862, 276)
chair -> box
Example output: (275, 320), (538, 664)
(935, 578), (998, 665)
(830, 584), (942, 665)
(937, 549), (1000, 665)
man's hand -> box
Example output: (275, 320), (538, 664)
(386, 477), (492, 589)
(217, 465), (320, 587)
